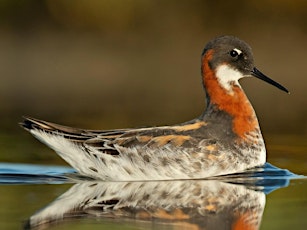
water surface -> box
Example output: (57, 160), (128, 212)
(0, 134), (306, 230)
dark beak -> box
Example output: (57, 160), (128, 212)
(251, 67), (289, 94)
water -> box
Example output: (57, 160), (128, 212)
(0, 132), (306, 230)
(0, 161), (306, 230)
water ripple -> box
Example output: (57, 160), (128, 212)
(0, 163), (75, 184)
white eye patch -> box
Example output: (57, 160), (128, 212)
(233, 48), (242, 55)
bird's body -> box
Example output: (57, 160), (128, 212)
(21, 36), (288, 181)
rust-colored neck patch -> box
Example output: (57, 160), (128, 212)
(201, 50), (259, 139)
(232, 211), (259, 230)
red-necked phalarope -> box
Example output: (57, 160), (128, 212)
(21, 35), (289, 181)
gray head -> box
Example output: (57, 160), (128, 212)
(203, 35), (254, 76)
(201, 35), (289, 93)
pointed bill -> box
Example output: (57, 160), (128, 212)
(251, 67), (289, 94)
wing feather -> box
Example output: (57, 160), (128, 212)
(21, 117), (214, 156)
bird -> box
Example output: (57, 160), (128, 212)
(20, 35), (289, 181)
(26, 181), (265, 229)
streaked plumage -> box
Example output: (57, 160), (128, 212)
(21, 35), (289, 181)
(26, 181), (266, 230)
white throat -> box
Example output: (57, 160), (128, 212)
(215, 64), (245, 93)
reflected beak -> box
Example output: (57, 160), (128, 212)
(251, 67), (289, 94)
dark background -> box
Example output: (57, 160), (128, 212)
(0, 3), (306, 229)
(1, 0), (306, 135)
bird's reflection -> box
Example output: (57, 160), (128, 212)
(26, 179), (268, 230)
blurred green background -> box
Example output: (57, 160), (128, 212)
(0, 0), (306, 164)
(0, 2), (307, 230)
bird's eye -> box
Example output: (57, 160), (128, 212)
(230, 50), (238, 57)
